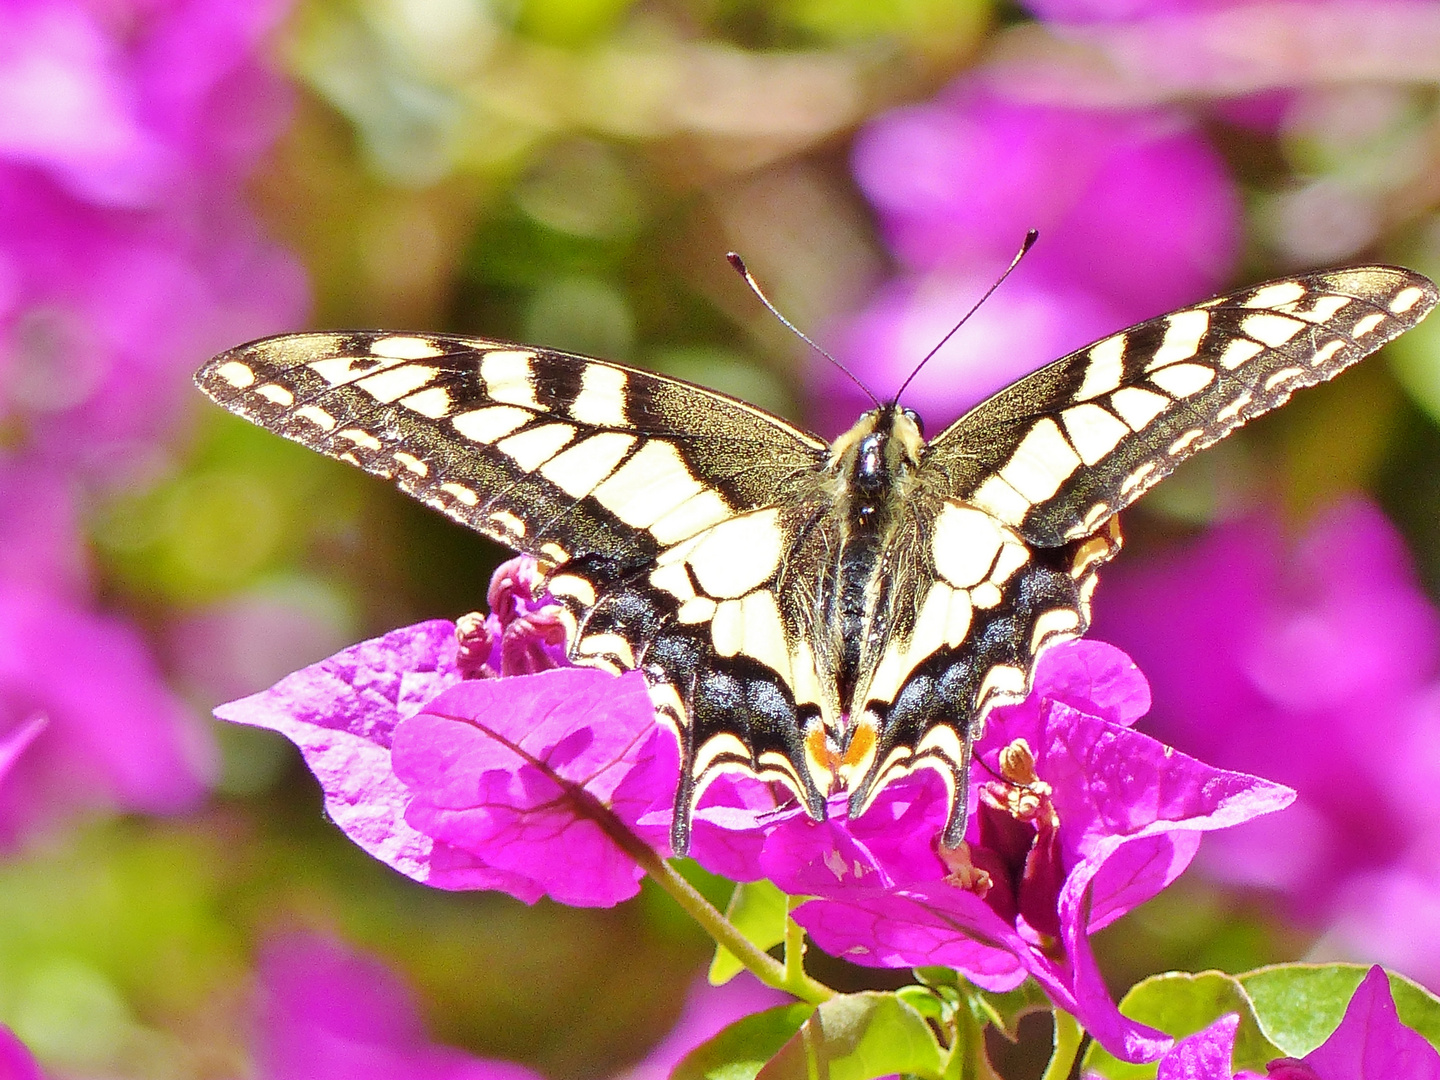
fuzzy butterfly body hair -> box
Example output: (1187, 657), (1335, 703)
(197, 264), (1437, 855)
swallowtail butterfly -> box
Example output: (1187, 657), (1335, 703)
(196, 265), (1437, 854)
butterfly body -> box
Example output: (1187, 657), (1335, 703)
(196, 265), (1437, 855)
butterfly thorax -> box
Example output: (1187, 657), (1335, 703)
(821, 404), (926, 725)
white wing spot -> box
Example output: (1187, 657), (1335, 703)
(548, 574), (597, 608)
(295, 405), (337, 431)
(971, 475), (1032, 526)
(496, 422), (578, 470)
(684, 509), (784, 599)
(452, 405), (532, 443)
(971, 582), (1003, 609)
(1391, 286), (1426, 313)
(570, 365), (629, 427)
(1148, 310), (1209, 368)
(677, 596), (718, 625)
(401, 386), (451, 418)
(356, 365), (438, 403)
(1310, 340), (1345, 366)
(710, 599), (744, 657)
(309, 357), (364, 384)
(1264, 367), (1306, 392)
(337, 428), (382, 450)
(216, 361), (256, 388)
(1286, 295), (1350, 322)
(1241, 313), (1305, 348)
(933, 504), (1007, 588)
(998, 418), (1083, 504)
(1149, 362), (1215, 399)
(649, 562), (696, 603)
(1077, 335), (1127, 400)
(256, 383), (295, 406)
(440, 482), (478, 506)
(1216, 391), (1254, 424)
(1352, 312), (1386, 337)
(1167, 428), (1205, 455)
(482, 350), (544, 410)
(1061, 403), (1129, 466)
(488, 510), (527, 538)
(739, 590), (791, 682)
(539, 432), (636, 498)
(540, 542), (568, 563)
(1030, 608), (1080, 652)
(371, 336), (443, 360)
(1109, 386), (1169, 431)
(648, 489), (732, 546)
(1219, 338), (1265, 370)
(1077, 501), (1110, 534)
(394, 451), (428, 476)
(592, 440), (705, 529)
(1120, 460), (1159, 497)
(978, 664), (1026, 705)
(945, 588), (973, 648)
(692, 732), (751, 777)
(1243, 281), (1306, 308)
(989, 538), (1030, 585)
(575, 631), (634, 672)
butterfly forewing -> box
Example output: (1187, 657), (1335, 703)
(929, 267), (1439, 547)
(197, 332), (824, 557)
(196, 264), (1437, 856)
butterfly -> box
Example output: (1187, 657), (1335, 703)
(196, 264), (1436, 855)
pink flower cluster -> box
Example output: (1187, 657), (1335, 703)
(1098, 499), (1440, 989)
(219, 557), (1294, 1064)
(0, 0), (310, 838)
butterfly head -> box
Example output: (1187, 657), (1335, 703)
(828, 403), (926, 496)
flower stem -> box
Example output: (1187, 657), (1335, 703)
(1041, 1009), (1083, 1080)
(635, 846), (834, 1004)
(783, 895), (806, 987)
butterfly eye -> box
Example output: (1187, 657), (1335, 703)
(902, 407), (924, 437)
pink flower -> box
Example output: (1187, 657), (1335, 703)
(0, 1024), (43, 1080)
(216, 559), (676, 907)
(221, 560), (1294, 1062)
(1094, 499), (1440, 965)
(693, 642), (1293, 1063)
(0, 580), (210, 843)
(0, 0), (294, 207)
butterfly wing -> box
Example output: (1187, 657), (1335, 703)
(841, 266), (1437, 843)
(927, 266), (1438, 547)
(196, 332), (833, 851)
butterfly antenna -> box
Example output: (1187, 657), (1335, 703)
(893, 229), (1039, 404)
(727, 252), (880, 408)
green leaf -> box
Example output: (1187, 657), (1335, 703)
(710, 880), (791, 986)
(672, 1002), (816, 1080)
(1240, 962), (1440, 1057)
(758, 991), (948, 1080)
(972, 980), (1052, 1041)
(1082, 970), (1280, 1079)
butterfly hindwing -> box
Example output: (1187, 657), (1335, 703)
(929, 267), (1439, 547)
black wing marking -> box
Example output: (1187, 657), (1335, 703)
(926, 266), (1438, 547)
